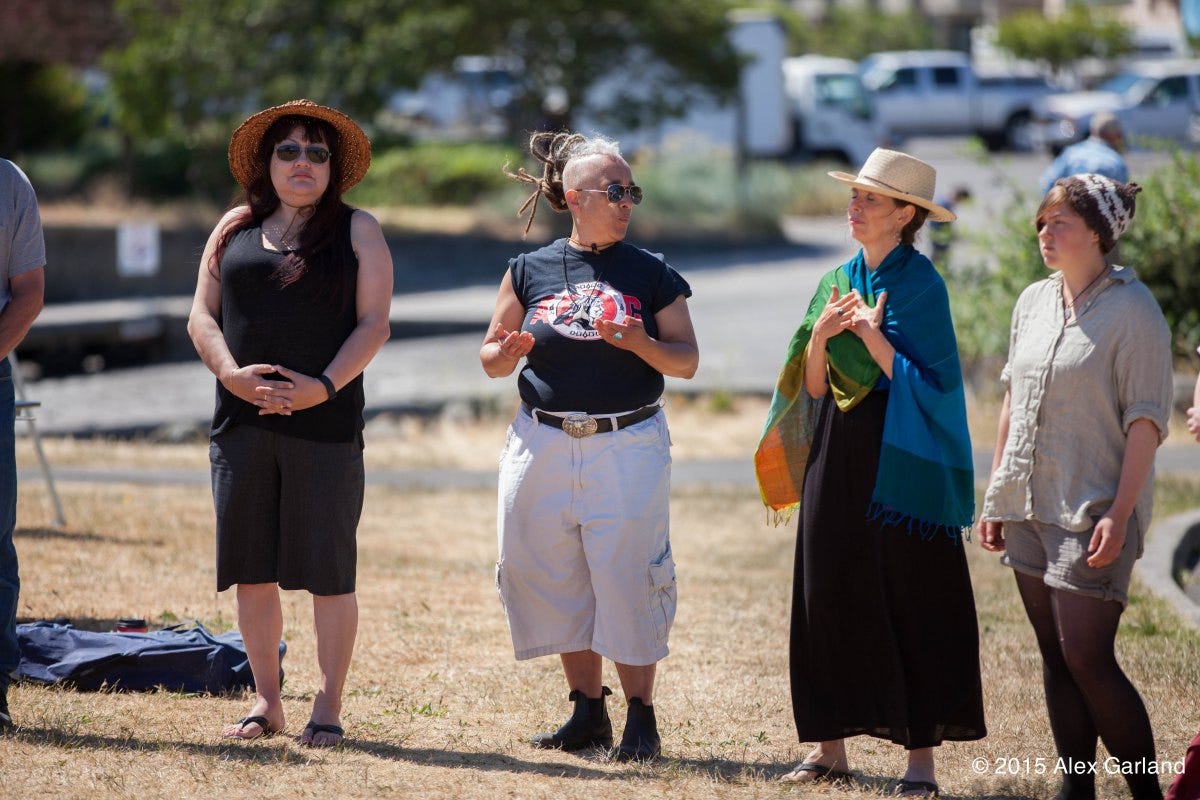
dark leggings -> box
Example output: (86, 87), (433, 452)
(1015, 572), (1163, 800)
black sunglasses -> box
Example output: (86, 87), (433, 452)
(274, 144), (332, 164)
(582, 184), (644, 204)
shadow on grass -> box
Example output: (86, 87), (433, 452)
(7, 727), (1044, 797)
(14, 526), (127, 544)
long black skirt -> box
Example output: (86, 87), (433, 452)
(790, 392), (986, 749)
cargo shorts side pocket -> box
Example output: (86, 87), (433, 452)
(648, 546), (677, 646)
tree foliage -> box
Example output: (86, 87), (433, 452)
(0, 62), (92, 154)
(995, 6), (1131, 76)
(792, 7), (934, 61)
(103, 0), (742, 144)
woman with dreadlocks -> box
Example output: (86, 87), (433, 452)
(479, 131), (697, 762)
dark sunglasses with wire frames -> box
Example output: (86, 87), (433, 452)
(580, 183), (643, 204)
(274, 143), (332, 164)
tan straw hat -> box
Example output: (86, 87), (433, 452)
(228, 99), (371, 195)
(828, 148), (955, 223)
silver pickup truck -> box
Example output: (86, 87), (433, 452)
(1033, 59), (1200, 153)
(860, 50), (1056, 151)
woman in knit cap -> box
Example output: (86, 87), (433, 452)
(980, 174), (1171, 800)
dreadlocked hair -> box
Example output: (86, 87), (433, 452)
(504, 131), (622, 238)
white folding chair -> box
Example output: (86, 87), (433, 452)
(8, 351), (65, 528)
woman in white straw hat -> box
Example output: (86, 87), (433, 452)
(188, 99), (392, 748)
(980, 175), (1169, 800)
(755, 148), (984, 796)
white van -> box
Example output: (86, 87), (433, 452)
(782, 55), (879, 164)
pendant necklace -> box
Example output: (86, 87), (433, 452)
(264, 215), (302, 251)
(1062, 266), (1109, 322)
(568, 236), (616, 254)
(561, 239), (609, 330)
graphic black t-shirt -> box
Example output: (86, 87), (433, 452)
(511, 239), (692, 413)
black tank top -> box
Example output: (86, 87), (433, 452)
(210, 212), (364, 443)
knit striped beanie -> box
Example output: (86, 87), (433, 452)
(1057, 173), (1141, 254)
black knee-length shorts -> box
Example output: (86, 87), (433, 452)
(210, 424), (364, 596)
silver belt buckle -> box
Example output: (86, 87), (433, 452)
(562, 413), (598, 438)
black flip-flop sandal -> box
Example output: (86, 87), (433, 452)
(225, 715), (279, 740)
(301, 720), (345, 748)
(781, 761), (854, 783)
(894, 778), (940, 797)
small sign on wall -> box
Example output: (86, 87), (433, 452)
(117, 222), (161, 277)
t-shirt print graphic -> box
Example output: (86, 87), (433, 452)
(530, 280), (643, 341)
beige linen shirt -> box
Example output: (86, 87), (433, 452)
(982, 266), (1172, 533)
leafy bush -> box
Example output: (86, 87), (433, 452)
(1120, 148), (1200, 361)
(626, 145), (846, 239)
(942, 182), (1043, 375)
(348, 142), (519, 207)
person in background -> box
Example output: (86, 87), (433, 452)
(0, 158), (46, 734)
(481, 130), (697, 762)
(980, 174), (1169, 800)
(1040, 112), (1128, 195)
(756, 148), (983, 797)
(928, 185), (971, 262)
(188, 99), (392, 747)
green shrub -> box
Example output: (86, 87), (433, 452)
(943, 182), (1044, 376)
(626, 146), (845, 239)
(349, 142), (518, 207)
(1119, 147), (1200, 362)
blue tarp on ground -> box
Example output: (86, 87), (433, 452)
(15, 621), (285, 693)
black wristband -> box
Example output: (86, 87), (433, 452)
(317, 374), (337, 400)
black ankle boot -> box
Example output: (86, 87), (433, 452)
(0, 683), (11, 734)
(531, 686), (613, 751)
(612, 696), (661, 762)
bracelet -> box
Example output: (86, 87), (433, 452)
(317, 374), (337, 400)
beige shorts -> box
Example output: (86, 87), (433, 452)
(1000, 516), (1143, 606)
(496, 406), (677, 666)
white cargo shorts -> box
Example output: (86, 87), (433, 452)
(496, 405), (677, 666)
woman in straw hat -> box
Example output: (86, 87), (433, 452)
(188, 99), (392, 748)
(980, 175), (1170, 800)
(480, 131), (697, 762)
(755, 148), (984, 795)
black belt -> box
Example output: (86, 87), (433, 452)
(523, 403), (660, 438)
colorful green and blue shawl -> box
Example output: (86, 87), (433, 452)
(753, 245), (974, 538)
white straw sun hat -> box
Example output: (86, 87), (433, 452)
(828, 148), (955, 223)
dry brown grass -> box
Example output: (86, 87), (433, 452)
(4, 403), (1200, 800)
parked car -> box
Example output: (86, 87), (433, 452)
(1033, 59), (1200, 153)
(383, 55), (524, 140)
(782, 55), (879, 164)
(859, 50), (1055, 151)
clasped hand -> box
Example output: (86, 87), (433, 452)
(813, 286), (888, 342)
(1187, 405), (1200, 443)
(223, 363), (327, 416)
